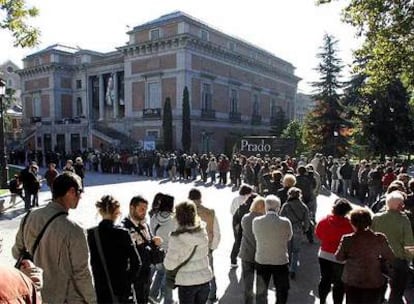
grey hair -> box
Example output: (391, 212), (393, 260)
(265, 195), (281, 212)
(386, 191), (405, 210)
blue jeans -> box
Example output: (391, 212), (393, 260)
(255, 263), (289, 304)
(288, 232), (303, 273)
(149, 263), (173, 304)
(178, 282), (210, 304)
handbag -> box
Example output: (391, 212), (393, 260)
(136, 224), (165, 265)
(165, 245), (198, 289)
(15, 211), (67, 268)
(93, 228), (120, 304)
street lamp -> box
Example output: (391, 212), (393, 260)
(0, 79), (8, 189)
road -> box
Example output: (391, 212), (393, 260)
(0, 171), (340, 303)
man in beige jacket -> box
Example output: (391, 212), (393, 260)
(12, 172), (96, 303)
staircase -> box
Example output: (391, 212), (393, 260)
(92, 122), (136, 148)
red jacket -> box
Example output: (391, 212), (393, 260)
(315, 214), (354, 254)
(0, 266), (41, 303)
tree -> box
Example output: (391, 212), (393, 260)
(0, 0), (40, 47)
(304, 34), (350, 156)
(181, 86), (191, 151)
(317, 0), (414, 92)
(269, 107), (287, 137)
(162, 97), (173, 151)
(361, 79), (414, 158)
(281, 120), (305, 155)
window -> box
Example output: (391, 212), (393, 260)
(6, 66), (14, 73)
(230, 89), (238, 113)
(150, 29), (160, 40)
(76, 97), (83, 116)
(270, 98), (277, 117)
(33, 93), (41, 117)
(146, 82), (161, 108)
(202, 83), (212, 110)
(76, 79), (82, 89)
(252, 94), (260, 115)
(200, 29), (209, 41)
(7, 79), (12, 87)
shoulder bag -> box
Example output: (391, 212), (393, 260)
(15, 211), (67, 268)
(165, 245), (198, 289)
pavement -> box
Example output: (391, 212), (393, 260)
(0, 171), (341, 303)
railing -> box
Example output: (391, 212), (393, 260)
(228, 112), (241, 122)
(251, 114), (262, 125)
(143, 108), (161, 118)
(201, 109), (216, 120)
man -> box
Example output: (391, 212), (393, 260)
(19, 161), (38, 210)
(252, 195), (292, 304)
(122, 195), (162, 304)
(44, 162), (59, 193)
(189, 188), (221, 303)
(12, 172), (96, 303)
(372, 191), (414, 304)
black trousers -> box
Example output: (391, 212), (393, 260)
(318, 258), (345, 304)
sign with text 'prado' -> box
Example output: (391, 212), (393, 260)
(238, 137), (296, 157)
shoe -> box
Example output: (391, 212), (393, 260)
(230, 263), (238, 268)
(207, 297), (219, 303)
(289, 272), (296, 280)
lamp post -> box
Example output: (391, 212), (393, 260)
(0, 79), (8, 188)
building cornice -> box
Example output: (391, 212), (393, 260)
(17, 63), (75, 77)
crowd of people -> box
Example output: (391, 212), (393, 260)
(1, 150), (414, 303)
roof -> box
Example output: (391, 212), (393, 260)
(24, 44), (80, 59)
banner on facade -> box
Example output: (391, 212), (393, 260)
(237, 136), (296, 157)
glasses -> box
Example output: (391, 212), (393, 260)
(75, 188), (83, 196)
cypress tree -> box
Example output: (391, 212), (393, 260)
(182, 86), (191, 151)
(162, 97), (173, 151)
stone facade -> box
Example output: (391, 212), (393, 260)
(18, 11), (300, 154)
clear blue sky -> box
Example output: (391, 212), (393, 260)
(0, 0), (361, 94)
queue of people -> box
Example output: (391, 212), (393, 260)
(2, 151), (414, 304)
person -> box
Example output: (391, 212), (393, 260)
(231, 185), (256, 268)
(188, 188), (221, 303)
(315, 198), (353, 304)
(239, 195), (266, 304)
(62, 159), (75, 173)
(279, 187), (310, 279)
(276, 173), (297, 206)
(0, 232), (43, 303)
(44, 162), (59, 193)
(122, 195), (163, 304)
(164, 200), (212, 304)
(371, 191), (414, 304)
(252, 195), (292, 304)
(149, 193), (177, 304)
(74, 157), (86, 187)
(12, 172), (96, 303)
(336, 208), (395, 304)
(87, 195), (141, 303)
(8, 174), (24, 206)
(20, 163), (40, 210)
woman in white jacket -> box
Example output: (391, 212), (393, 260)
(149, 194), (177, 304)
(164, 201), (212, 304)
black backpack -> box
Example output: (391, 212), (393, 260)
(232, 194), (257, 229)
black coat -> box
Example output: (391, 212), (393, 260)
(87, 220), (141, 303)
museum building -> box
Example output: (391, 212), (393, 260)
(18, 11), (300, 154)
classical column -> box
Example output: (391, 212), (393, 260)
(98, 74), (104, 120)
(113, 72), (119, 118)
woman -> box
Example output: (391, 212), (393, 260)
(149, 194), (177, 304)
(238, 195), (266, 304)
(336, 208), (395, 304)
(315, 198), (354, 304)
(277, 173), (297, 206)
(87, 195), (141, 303)
(207, 157), (218, 183)
(164, 201), (212, 304)
(279, 187), (310, 279)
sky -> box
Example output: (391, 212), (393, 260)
(0, 0), (361, 94)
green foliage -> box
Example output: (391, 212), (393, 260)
(317, 0), (414, 92)
(162, 97), (173, 151)
(304, 34), (350, 157)
(281, 120), (305, 155)
(269, 107), (287, 136)
(182, 86), (191, 151)
(0, 0), (40, 47)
